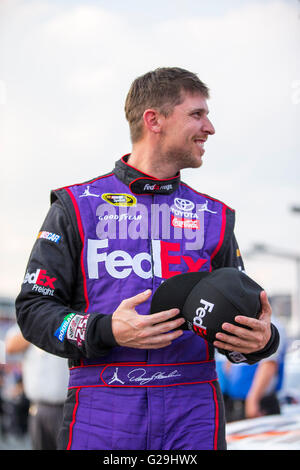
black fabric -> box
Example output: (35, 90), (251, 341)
(15, 198), (115, 361)
(150, 267), (263, 343)
(129, 177), (180, 195)
(202, 268), (262, 316)
(213, 381), (227, 449)
(114, 155), (180, 194)
(184, 280), (251, 343)
(57, 388), (78, 450)
(150, 271), (208, 330)
(183, 268), (262, 343)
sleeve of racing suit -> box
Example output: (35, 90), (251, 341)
(212, 233), (280, 365)
(15, 199), (118, 359)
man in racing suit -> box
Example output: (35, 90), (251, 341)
(16, 67), (279, 450)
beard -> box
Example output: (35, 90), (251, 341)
(160, 142), (204, 171)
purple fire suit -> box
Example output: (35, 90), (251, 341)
(16, 155), (278, 450)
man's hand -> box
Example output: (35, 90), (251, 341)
(112, 289), (186, 349)
(213, 291), (272, 354)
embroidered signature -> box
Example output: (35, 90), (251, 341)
(127, 368), (181, 386)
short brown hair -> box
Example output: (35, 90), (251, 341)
(124, 67), (210, 143)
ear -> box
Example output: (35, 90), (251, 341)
(143, 109), (163, 134)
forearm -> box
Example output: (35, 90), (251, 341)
(5, 333), (29, 355)
(247, 361), (277, 402)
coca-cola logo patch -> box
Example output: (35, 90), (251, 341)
(171, 215), (200, 230)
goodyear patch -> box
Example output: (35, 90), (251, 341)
(101, 193), (137, 206)
(54, 313), (75, 342)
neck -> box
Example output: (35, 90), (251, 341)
(128, 143), (178, 180)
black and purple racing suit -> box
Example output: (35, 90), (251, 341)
(16, 155), (279, 450)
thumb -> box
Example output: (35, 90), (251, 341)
(259, 291), (272, 321)
(123, 289), (152, 308)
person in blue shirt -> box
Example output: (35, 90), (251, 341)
(216, 318), (287, 422)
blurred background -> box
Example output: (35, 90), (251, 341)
(0, 0), (299, 450)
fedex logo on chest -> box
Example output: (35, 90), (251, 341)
(87, 239), (208, 280)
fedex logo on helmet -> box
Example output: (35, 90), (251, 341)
(87, 239), (208, 280)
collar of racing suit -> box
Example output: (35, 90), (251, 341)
(113, 154), (181, 195)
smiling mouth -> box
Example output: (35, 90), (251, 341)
(194, 138), (207, 148)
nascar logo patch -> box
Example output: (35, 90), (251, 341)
(37, 231), (61, 244)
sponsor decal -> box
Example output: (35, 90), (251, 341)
(79, 186), (100, 198)
(108, 367), (181, 386)
(130, 177), (177, 194)
(101, 193), (137, 206)
(174, 198), (195, 212)
(171, 215), (200, 230)
(171, 198), (217, 220)
(37, 231), (61, 244)
(87, 239), (207, 280)
(189, 298), (215, 338)
(192, 323), (208, 338)
(97, 212), (142, 222)
(66, 314), (89, 347)
(127, 368), (181, 386)
(171, 198), (198, 219)
(87, 239), (152, 280)
(143, 183), (173, 192)
(23, 268), (57, 296)
(198, 200), (218, 214)
(54, 313), (75, 342)
(108, 367), (125, 385)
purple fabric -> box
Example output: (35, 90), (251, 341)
(69, 360), (217, 388)
(69, 382), (220, 450)
(63, 171), (228, 450)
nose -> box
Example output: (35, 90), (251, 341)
(203, 116), (215, 135)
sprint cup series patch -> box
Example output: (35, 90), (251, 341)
(101, 193), (137, 206)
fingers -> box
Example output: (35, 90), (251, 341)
(151, 315), (185, 334)
(149, 307), (183, 325)
(122, 289), (152, 308)
(112, 292), (186, 349)
(213, 312), (271, 353)
(213, 333), (258, 353)
(138, 314), (186, 344)
(213, 291), (273, 354)
(140, 328), (185, 349)
(122, 291), (184, 324)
